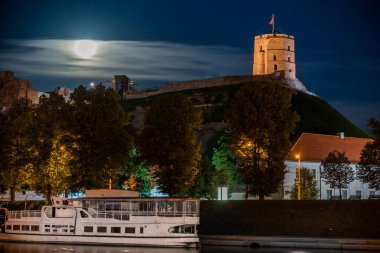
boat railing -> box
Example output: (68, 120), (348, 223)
(8, 210), (42, 219)
(86, 209), (197, 219)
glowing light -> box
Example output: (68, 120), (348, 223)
(74, 40), (97, 59)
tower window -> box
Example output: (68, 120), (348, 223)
(288, 56), (291, 62)
(288, 46), (291, 51)
(274, 64), (278, 71)
(273, 55), (277, 61)
(259, 45), (263, 51)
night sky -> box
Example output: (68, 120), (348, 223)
(0, 0), (379, 131)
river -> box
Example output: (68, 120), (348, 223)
(0, 242), (363, 253)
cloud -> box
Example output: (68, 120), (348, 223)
(0, 39), (250, 88)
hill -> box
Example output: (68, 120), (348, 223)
(123, 77), (369, 147)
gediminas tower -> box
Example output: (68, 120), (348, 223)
(253, 33), (295, 79)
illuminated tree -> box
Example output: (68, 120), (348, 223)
(357, 118), (380, 190)
(0, 98), (35, 200)
(138, 93), (201, 196)
(228, 80), (298, 200)
(321, 150), (354, 199)
(290, 167), (319, 200)
(119, 148), (152, 196)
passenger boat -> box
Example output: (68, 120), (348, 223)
(0, 189), (200, 247)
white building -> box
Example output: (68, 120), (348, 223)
(284, 132), (378, 200)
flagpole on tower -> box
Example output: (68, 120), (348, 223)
(269, 14), (275, 34)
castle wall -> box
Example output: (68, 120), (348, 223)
(0, 71), (39, 109)
(253, 33), (296, 79)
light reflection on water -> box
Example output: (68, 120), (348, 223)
(0, 242), (362, 253)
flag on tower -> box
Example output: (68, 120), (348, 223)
(269, 14), (275, 33)
(269, 15), (274, 25)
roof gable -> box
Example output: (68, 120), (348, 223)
(289, 133), (373, 163)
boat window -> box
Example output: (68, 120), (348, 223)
(97, 226), (107, 233)
(13, 225), (20, 231)
(140, 227), (144, 234)
(80, 211), (88, 218)
(111, 227), (121, 233)
(84, 226), (93, 232)
(22, 225), (30, 231)
(6, 225), (11, 230)
(125, 227), (135, 234)
(45, 229), (50, 232)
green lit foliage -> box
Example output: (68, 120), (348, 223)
(188, 155), (214, 199)
(357, 118), (380, 190)
(138, 93), (202, 196)
(228, 81), (298, 200)
(119, 148), (152, 196)
(290, 167), (319, 200)
(321, 150), (354, 199)
(0, 98), (35, 200)
(67, 85), (132, 191)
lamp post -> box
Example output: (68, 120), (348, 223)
(295, 154), (301, 200)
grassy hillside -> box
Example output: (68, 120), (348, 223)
(125, 82), (369, 139)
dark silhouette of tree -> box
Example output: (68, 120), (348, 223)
(357, 118), (380, 190)
(67, 85), (132, 191)
(228, 80), (298, 200)
(290, 167), (319, 200)
(138, 93), (201, 196)
(320, 150), (354, 199)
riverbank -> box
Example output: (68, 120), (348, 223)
(200, 235), (380, 251)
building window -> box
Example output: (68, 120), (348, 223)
(260, 45), (263, 51)
(326, 190), (332, 200)
(140, 227), (144, 234)
(311, 169), (316, 179)
(356, 190), (361, 197)
(288, 56), (291, 62)
(288, 46), (291, 51)
(274, 64), (278, 71)
(97, 227), (107, 233)
(125, 227), (136, 234)
(273, 55), (277, 60)
(84, 226), (93, 232)
(111, 227), (121, 233)
(289, 69), (292, 72)
(342, 189), (348, 199)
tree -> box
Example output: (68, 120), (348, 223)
(138, 93), (201, 196)
(67, 85), (132, 191)
(26, 93), (72, 201)
(0, 98), (35, 200)
(119, 148), (152, 196)
(228, 80), (298, 200)
(357, 118), (380, 190)
(290, 168), (319, 200)
(320, 150), (355, 199)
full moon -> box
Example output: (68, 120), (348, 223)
(74, 40), (97, 59)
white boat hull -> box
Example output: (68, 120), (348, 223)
(0, 233), (199, 247)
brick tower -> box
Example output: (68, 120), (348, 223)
(253, 33), (296, 79)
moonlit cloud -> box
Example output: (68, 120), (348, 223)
(0, 39), (250, 89)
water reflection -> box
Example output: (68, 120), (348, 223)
(0, 242), (362, 253)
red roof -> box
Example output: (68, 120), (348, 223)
(288, 133), (373, 163)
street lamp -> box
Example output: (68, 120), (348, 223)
(295, 154), (301, 200)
